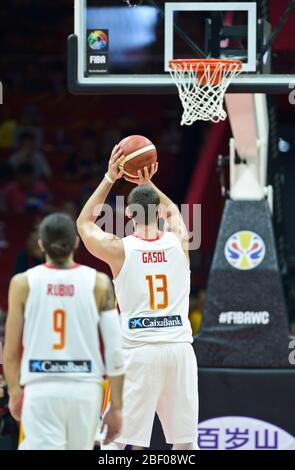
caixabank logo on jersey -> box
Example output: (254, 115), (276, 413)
(29, 360), (92, 373)
(129, 315), (182, 329)
(86, 29), (109, 74)
(224, 230), (266, 270)
(198, 416), (295, 450)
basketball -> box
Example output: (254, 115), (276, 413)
(118, 135), (157, 178)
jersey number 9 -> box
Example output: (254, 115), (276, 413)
(53, 309), (66, 350)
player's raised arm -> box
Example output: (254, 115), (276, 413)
(94, 273), (124, 445)
(124, 165), (189, 257)
(3, 273), (28, 421)
(76, 145), (125, 270)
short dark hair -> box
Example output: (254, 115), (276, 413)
(127, 185), (160, 225)
(39, 213), (77, 261)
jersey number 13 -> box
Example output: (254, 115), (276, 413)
(145, 274), (168, 310)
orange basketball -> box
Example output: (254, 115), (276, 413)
(118, 135), (157, 178)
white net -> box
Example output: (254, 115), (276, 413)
(169, 60), (242, 126)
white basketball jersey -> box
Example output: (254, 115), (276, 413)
(113, 231), (193, 348)
(20, 264), (105, 385)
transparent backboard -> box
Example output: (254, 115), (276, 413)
(69, 0), (295, 94)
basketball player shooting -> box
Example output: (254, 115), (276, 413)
(77, 144), (199, 450)
(3, 213), (125, 450)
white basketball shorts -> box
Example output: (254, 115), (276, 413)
(19, 380), (102, 450)
(116, 342), (199, 448)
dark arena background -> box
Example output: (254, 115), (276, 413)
(1, 0), (295, 456)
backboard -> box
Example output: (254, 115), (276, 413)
(68, 0), (295, 94)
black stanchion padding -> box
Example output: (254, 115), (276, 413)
(195, 200), (290, 368)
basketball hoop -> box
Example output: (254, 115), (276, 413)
(168, 58), (243, 126)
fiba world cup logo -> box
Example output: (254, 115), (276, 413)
(224, 231), (265, 270)
(88, 30), (108, 51)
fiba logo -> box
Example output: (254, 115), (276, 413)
(88, 30), (108, 51)
(90, 56), (106, 64)
(224, 231), (265, 270)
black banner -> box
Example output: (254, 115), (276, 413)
(0, 450), (294, 465)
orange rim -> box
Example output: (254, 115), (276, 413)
(168, 58), (242, 72)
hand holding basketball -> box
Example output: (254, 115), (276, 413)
(118, 135), (157, 178)
(107, 135), (158, 185)
(107, 145), (125, 182)
(123, 163), (158, 185)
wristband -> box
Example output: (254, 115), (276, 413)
(105, 173), (115, 184)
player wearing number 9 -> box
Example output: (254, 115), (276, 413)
(3, 212), (125, 450)
(77, 144), (199, 450)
